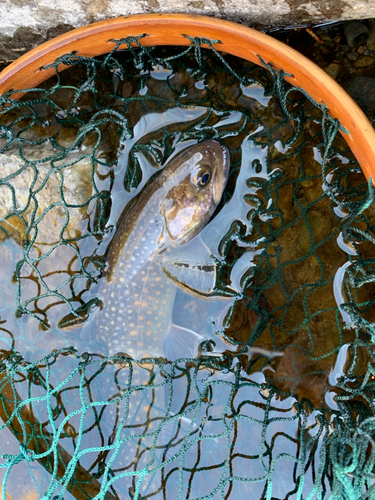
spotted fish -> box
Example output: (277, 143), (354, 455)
(79, 140), (230, 360)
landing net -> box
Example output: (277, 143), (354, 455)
(0, 35), (374, 500)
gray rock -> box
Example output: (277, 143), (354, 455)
(344, 21), (369, 48)
(346, 76), (375, 112)
(0, 151), (93, 245)
(1, 1), (375, 58)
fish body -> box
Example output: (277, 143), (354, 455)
(81, 140), (229, 360)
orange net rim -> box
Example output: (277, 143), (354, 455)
(0, 13), (373, 183)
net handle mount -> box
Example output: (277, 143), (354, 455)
(0, 13), (374, 183)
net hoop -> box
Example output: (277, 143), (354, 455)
(0, 13), (374, 180)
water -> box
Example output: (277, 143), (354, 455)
(0, 45), (373, 499)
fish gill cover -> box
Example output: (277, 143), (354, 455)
(0, 35), (374, 499)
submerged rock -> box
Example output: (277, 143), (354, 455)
(344, 21), (369, 48)
(0, 152), (93, 246)
(346, 76), (375, 111)
(354, 54), (375, 68)
(324, 62), (341, 80)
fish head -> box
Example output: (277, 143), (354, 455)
(161, 140), (229, 245)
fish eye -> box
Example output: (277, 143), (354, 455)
(197, 168), (212, 186)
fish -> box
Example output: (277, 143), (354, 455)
(77, 140), (230, 360)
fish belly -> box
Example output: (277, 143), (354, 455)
(82, 258), (176, 360)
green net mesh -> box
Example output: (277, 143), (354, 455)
(0, 34), (375, 500)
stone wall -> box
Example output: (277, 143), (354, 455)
(0, 0), (374, 63)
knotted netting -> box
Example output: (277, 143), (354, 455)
(0, 33), (374, 500)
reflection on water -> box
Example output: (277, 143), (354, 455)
(0, 44), (374, 499)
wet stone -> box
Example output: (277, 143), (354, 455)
(346, 51), (359, 61)
(366, 19), (375, 49)
(319, 45), (331, 56)
(354, 54), (375, 68)
(366, 32), (375, 50)
(344, 21), (369, 48)
(346, 76), (375, 111)
(339, 44), (349, 54)
(324, 62), (341, 80)
(0, 152), (93, 245)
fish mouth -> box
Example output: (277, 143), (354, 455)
(213, 144), (230, 204)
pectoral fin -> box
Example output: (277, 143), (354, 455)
(162, 260), (217, 297)
(161, 236), (234, 299)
